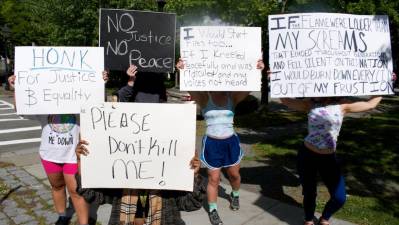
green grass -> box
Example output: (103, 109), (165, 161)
(0, 182), (9, 195)
(235, 97), (399, 225)
(317, 195), (398, 225)
(106, 87), (118, 97)
(164, 79), (175, 89)
(235, 107), (306, 129)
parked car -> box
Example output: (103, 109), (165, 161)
(166, 87), (202, 116)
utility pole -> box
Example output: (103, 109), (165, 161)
(280, 0), (288, 13)
(1, 25), (11, 90)
(156, 0), (166, 12)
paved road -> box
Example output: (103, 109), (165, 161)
(0, 95), (41, 154)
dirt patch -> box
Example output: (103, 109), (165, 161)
(0, 161), (15, 168)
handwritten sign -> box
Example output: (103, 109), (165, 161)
(268, 13), (394, 98)
(180, 26), (262, 91)
(15, 47), (105, 115)
(80, 102), (196, 191)
(100, 9), (176, 72)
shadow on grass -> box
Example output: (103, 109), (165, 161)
(338, 112), (399, 217)
(235, 102), (307, 130)
(239, 159), (301, 207)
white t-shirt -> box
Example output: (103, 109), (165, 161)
(27, 114), (79, 163)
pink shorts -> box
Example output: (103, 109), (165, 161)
(41, 159), (78, 175)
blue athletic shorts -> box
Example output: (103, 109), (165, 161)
(200, 134), (243, 170)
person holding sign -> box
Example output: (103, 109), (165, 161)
(278, 73), (396, 225)
(8, 74), (108, 225)
(129, 66), (168, 103)
(75, 140), (206, 225)
(176, 59), (265, 225)
(106, 65), (167, 103)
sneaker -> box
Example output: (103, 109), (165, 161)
(229, 192), (240, 211)
(208, 209), (223, 225)
(89, 217), (97, 225)
(317, 217), (330, 225)
(55, 216), (71, 225)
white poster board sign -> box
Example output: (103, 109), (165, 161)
(180, 26), (262, 91)
(268, 13), (394, 98)
(80, 102), (196, 191)
(15, 47), (105, 114)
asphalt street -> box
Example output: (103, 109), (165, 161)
(0, 94), (41, 154)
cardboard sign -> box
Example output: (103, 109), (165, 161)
(268, 13), (394, 98)
(180, 26), (262, 91)
(80, 102), (196, 191)
(14, 46), (104, 115)
(100, 9), (176, 72)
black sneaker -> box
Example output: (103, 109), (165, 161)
(208, 209), (223, 225)
(229, 192), (240, 211)
(89, 217), (97, 225)
(55, 216), (71, 225)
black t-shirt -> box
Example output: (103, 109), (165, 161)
(131, 72), (167, 103)
(117, 85), (134, 102)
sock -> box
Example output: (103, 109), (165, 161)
(232, 190), (240, 197)
(208, 202), (218, 212)
(58, 212), (66, 217)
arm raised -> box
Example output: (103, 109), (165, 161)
(341, 96), (382, 114)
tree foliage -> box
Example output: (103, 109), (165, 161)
(0, 0), (399, 68)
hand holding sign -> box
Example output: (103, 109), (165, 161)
(76, 139), (90, 160)
(102, 71), (109, 83)
(256, 59), (265, 70)
(8, 74), (15, 90)
(190, 156), (201, 177)
(126, 64), (138, 78)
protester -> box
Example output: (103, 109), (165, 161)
(176, 58), (264, 225)
(75, 139), (206, 225)
(8, 72), (108, 225)
(75, 65), (204, 225)
(109, 65), (167, 103)
(127, 65), (167, 103)
(277, 73), (396, 225)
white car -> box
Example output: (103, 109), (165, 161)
(166, 87), (201, 116)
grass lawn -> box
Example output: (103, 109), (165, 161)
(234, 96), (399, 225)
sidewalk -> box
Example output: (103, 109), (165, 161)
(0, 149), (355, 225)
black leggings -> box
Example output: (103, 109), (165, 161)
(297, 146), (347, 221)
